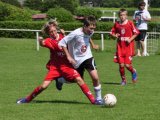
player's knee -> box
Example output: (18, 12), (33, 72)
(125, 64), (130, 68)
(41, 81), (51, 89)
(120, 63), (125, 67)
(75, 77), (84, 85)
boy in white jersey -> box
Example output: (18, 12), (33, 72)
(133, 1), (151, 56)
(58, 16), (102, 104)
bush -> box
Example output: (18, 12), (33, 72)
(0, 0), (21, 7)
(0, 21), (159, 39)
(0, 1), (32, 21)
(47, 7), (74, 22)
(74, 7), (102, 19)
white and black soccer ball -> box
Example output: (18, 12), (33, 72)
(103, 94), (117, 107)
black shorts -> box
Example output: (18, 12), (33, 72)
(76, 57), (97, 78)
(136, 30), (147, 41)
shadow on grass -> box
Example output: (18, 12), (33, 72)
(31, 100), (88, 105)
(102, 82), (121, 85)
(103, 82), (133, 86)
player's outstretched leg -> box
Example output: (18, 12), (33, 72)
(17, 81), (51, 104)
(17, 86), (44, 104)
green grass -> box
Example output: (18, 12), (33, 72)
(0, 37), (160, 120)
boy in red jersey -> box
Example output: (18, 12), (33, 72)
(110, 9), (139, 85)
(17, 22), (100, 105)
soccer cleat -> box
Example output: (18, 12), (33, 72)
(121, 80), (126, 86)
(16, 98), (28, 104)
(94, 99), (104, 105)
(132, 69), (137, 83)
(55, 78), (63, 91)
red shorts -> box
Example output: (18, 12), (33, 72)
(114, 55), (132, 64)
(44, 65), (80, 81)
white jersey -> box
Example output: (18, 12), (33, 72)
(133, 10), (151, 30)
(58, 28), (93, 68)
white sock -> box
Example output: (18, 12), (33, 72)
(94, 84), (102, 100)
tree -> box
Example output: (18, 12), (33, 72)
(24, 0), (79, 13)
(0, 0), (21, 7)
(24, 0), (44, 11)
(55, 0), (79, 13)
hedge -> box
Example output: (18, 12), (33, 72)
(47, 7), (74, 22)
(0, 21), (160, 39)
(0, 1), (32, 21)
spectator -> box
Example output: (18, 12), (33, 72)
(133, 1), (151, 56)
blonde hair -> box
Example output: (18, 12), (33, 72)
(41, 19), (58, 35)
(118, 8), (128, 16)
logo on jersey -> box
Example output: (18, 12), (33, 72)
(121, 28), (125, 35)
(81, 45), (87, 53)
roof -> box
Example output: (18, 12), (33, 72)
(32, 14), (47, 19)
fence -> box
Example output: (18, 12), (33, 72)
(0, 28), (159, 55)
(0, 28), (109, 51)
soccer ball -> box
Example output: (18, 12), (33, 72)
(103, 94), (117, 107)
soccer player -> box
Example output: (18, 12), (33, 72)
(110, 9), (139, 85)
(58, 16), (103, 103)
(133, 1), (151, 56)
(16, 22), (100, 105)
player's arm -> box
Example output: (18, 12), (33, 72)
(59, 29), (66, 36)
(142, 11), (151, 22)
(90, 38), (99, 50)
(58, 33), (76, 65)
(110, 23), (120, 39)
(126, 21), (140, 43)
(38, 36), (45, 46)
(61, 46), (76, 65)
(38, 36), (54, 50)
(142, 16), (151, 21)
(126, 34), (138, 44)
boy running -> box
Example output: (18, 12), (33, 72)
(58, 16), (102, 103)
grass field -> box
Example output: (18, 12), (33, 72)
(0, 37), (160, 120)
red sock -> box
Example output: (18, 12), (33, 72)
(126, 65), (135, 74)
(79, 83), (95, 104)
(26, 86), (44, 102)
(119, 66), (126, 81)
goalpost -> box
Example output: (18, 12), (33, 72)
(143, 0), (149, 56)
(143, 0), (160, 55)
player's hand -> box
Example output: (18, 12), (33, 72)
(38, 36), (43, 41)
(60, 29), (65, 35)
(92, 44), (99, 50)
(125, 38), (131, 44)
(67, 56), (76, 65)
(115, 33), (120, 38)
(38, 36), (45, 46)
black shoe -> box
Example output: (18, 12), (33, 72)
(55, 79), (63, 91)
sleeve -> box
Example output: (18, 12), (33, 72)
(58, 32), (76, 47)
(43, 38), (54, 49)
(146, 11), (151, 19)
(130, 21), (139, 35)
(110, 23), (117, 35)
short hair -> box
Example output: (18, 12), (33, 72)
(138, 1), (146, 6)
(41, 19), (58, 35)
(118, 8), (128, 16)
(48, 19), (58, 26)
(41, 22), (50, 35)
(83, 16), (96, 27)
